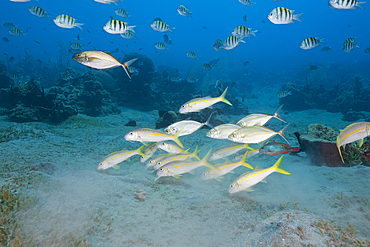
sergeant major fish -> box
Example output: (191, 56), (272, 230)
(223, 36), (246, 50)
(53, 14), (83, 30)
(103, 19), (136, 34)
(300, 37), (324, 50)
(327, 0), (366, 10)
(28, 6), (50, 18)
(267, 7), (302, 24)
(177, 5), (192, 17)
(150, 21), (174, 33)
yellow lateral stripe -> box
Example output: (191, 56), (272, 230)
(341, 126), (370, 141)
(163, 162), (199, 170)
(107, 150), (135, 161)
(237, 167), (274, 184)
(209, 162), (239, 172)
(137, 132), (172, 138)
(188, 98), (218, 106)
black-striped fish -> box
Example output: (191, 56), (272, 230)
(187, 76), (198, 83)
(3, 22), (16, 29)
(120, 30), (136, 39)
(344, 36), (356, 43)
(231, 26), (258, 38)
(154, 42), (168, 50)
(276, 91), (291, 98)
(28, 6), (50, 18)
(213, 39), (223, 51)
(239, 0), (255, 6)
(70, 42), (83, 50)
(185, 51), (197, 58)
(321, 46), (332, 52)
(327, 0), (365, 10)
(299, 37), (324, 50)
(53, 14), (83, 30)
(177, 5), (192, 17)
(150, 21), (174, 33)
(342, 41), (359, 52)
(267, 7), (302, 24)
(115, 8), (130, 18)
(202, 63), (212, 70)
(8, 28), (25, 36)
(103, 19), (136, 34)
(223, 36), (246, 50)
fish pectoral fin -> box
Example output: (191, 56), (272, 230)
(261, 180), (267, 183)
(173, 175), (182, 179)
(113, 165), (120, 170)
(245, 189), (254, 192)
(189, 171), (195, 175)
(215, 177), (223, 181)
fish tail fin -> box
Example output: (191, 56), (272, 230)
(76, 23), (84, 30)
(121, 58), (138, 79)
(192, 145), (200, 160)
(319, 37), (325, 43)
(169, 27), (176, 33)
(273, 156), (290, 175)
(278, 123), (291, 145)
(202, 149), (215, 170)
(293, 13), (303, 22)
(241, 151), (253, 169)
(137, 145), (147, 158)
(127, 25), (136, 33)
(173, 129), (184, 148)
(45, 14), (51, 19)
(245, 144), (259, 152)
(337, 135), (345, 163)
(290, 147), (300, 152)
(251, 30), (258, 37)
(204, 111), (215, 129)
(219, 87), (232, 106)
(273, 104), (288, 123)
(357, 1), (366, 10)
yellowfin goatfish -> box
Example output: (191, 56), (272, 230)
(327, 0), (365, 10)
(210, 143), (251, 161)
(115, 8), (130, 18)
(228, 156), (290, 194)
(53, 14), (83, 30)
(97, 145), (145, 170)
(202, 151), (253, 181)
(179, 87), (232, 114)
(267, 7), (302, 24)
(177, 5), (192, 17)
(154, 42), (168, 50)
(299, 37), (324, 50)
(8, 28), (25, 36)
(164, 112), (213, 136)
(213, 39), (223, 51)
(153, 147), (200, 170)
(223, 36), (245, 50)
(237, 105), (287, 127)
(146, 153), (170, 168)
(103, 20), (136, 34)
(239, 0), (255, 6)
(186, 51), (198, 58)
(150, 21), (174, 33)
(72, 51), (137, 79)
(156, 150), (214, 180)
(276, 90), (291, 98)
(124, 128), (183, 148)
(228, 124), (291, 144)
(231, 26), (258, 38)
(336, 122), (370, 162)
(28, 6), (50, 18)
(157, 142), (184, 153)
(140, 142), (158, 163)
(207, 123), (241, 140)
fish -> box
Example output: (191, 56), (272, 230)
(179, 87), (232, 114)
(267, 7), (302, 24)
(8, 28), (25, 36)
(150, 21), (174, 33)
(139, 143), (158, 163)
(72, 51), (137, 79)
(308, 65), (318, 70)
(153, 147), (200, 170)
(202, 151), (253, 181)
(187, 76), (198, 83)
(10, 0), (31, 2)
(53, 14), (83, 30)
(244, 61), (251, 66)
(228, 156), (290, 194)
(120, 30), (137, 39)
(342, 41), (359, 52)
(213, 39), (223, 51)
(8, 56), (15, 63)
(97, 145), (145, 170)
(259, 142), (299, 155)
(28, 6), (50, 18)
(128, 66), (139, 76)
(115, 8), (130, 18)
(70, 42), (83, 50)
(103, 20), (135, 34)
(177, 5), (192, 17)
(237, 105), (287, 127)
(164, 113), (214, 136)
(185, 51), (197, 58)
(243, 15), (247, 22)
(61, 72), (72, 80)
(210, 143), (251, 161)
(228, 124), (291, 145)
(202, 63), (212, 70)
(4, 22), (16, 29)
(2, 37), (9, 42)
(327, 0), (365, 10)
(94, 0), (120, 4)
(154, 42), (168, 50)
(10, 73), (20, 79)
(239, 0), (255, 6)
(170, 76), (181, 82)
(321, 46), (332, 52)
(300, 37), (324, 50)
(276, 91), (291, 98)
(207, 124), (241, 140)
(231, 26), (258, 38)
(157, 142), (184, 154)
(365, 46), (370, 54)
(146, 153), (170, 168)
(124, 128), (183, 148)
(223, 36), (245, 50)
(34, 40), (41, 44)
(153, 17), (162, 22)
(156, 149), (214, 180)
(336, 122), (370, 162)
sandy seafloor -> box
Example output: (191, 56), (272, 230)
(1, 90), (370, 247)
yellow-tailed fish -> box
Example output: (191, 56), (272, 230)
(124, 128), (183, 148)
(97, 145), (145, 170)
(228, 156), (290, 194)
(228, 124), (290, 145)
(156, 149), (214, 180)
(53, 14), (83, 30)
(210, 143), (251, 161)
(146, 153), (170, 168)
(157, 142), (184, 153)
(164, 112), (213, 136)
(153, 146), (200, 170)
(202, 151), (253, 181)
(72, 51), (137, 79)
(139, 142), (158, 163)
(179, 87), (232, 114)
(336, 122), (370, 162)
(206, 123), (241, 139)
(237, 105), (287, 127)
